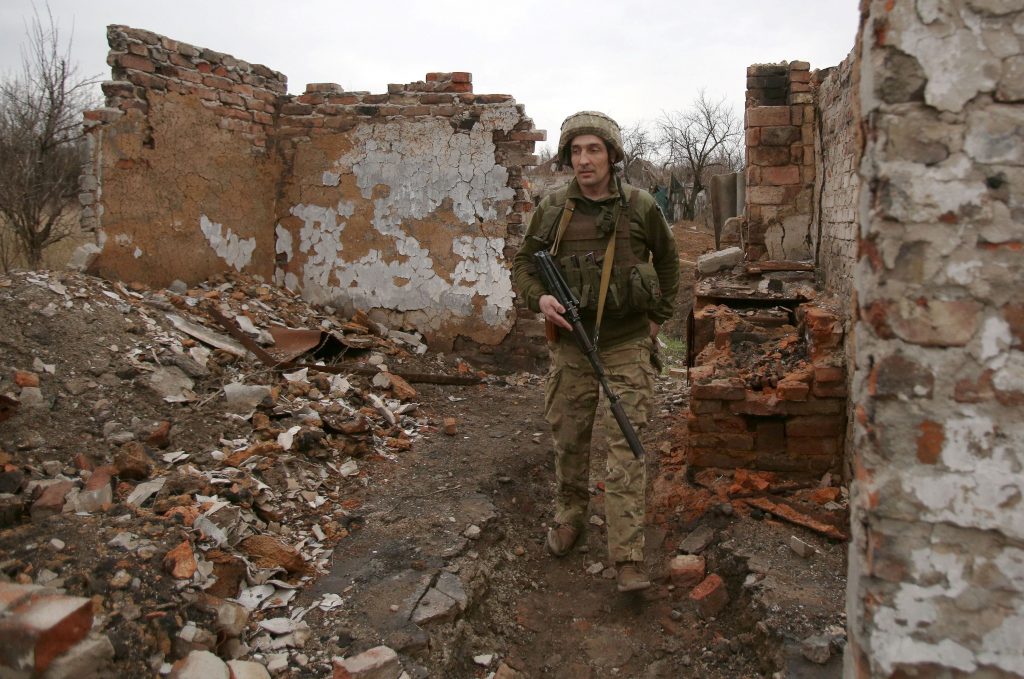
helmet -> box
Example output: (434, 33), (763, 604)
(557, 111), (624, 167)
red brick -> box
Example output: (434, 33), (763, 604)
(917, 421), (944, 464)
(746, 106), (791, 127)
(786, 416), (845, 437)
(814, 366), (845, 384)
(0, 594), (93, 673)
(14, 371), (39, 387)
(30, 481), (74, 521)
(510, 130), (546, 142)
(117, 53), (155, 73)
(783, 398), (844, 415)
(668, 555), (706, 591)
(786, 436), (840, 456)
(812, 382), (847, 399)
(451, 72), (472, 83)
(691, 381), (746, 401)
(730, 392), (783, 416)
(687, 448), (755, 468)
(754, 420), (786, 452)
(778, 381), (810, 401)
(690, 574), (729, 617)
(689, 433), (755, 451)
(690, 400), (723, 414)
(745, 127), (760, 147)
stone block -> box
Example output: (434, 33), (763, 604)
(696, 247), (744, 274)
(0, 594), (93, 674)
(333, 645), (400, 679)
(690, 400), (722, 414)
(690, 574), (729, 617)
(760, 126), (800, 146)
(678, 526), (715, 554)
(748, 146), (792, 166)
(761, 165), (801, 185)
(668, 555), (706, 590)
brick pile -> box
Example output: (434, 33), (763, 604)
(0, 582), (112, 677)
(743, 61), (816, 260)
(686, 303), (846, 474)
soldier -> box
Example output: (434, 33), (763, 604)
(512, 111), (680, 592)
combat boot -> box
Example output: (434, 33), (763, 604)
(546, 523), (581, 557)
(615, 561), (651, 592)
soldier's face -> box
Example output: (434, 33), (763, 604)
(570, 134), (611, 195)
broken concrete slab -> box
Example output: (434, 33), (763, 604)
(697, 247), (743, 274)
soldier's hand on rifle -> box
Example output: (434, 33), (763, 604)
(540, 294), (573, 331)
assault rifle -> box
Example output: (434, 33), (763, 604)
(534, 250), (646, 460)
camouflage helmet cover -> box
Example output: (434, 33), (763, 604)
(557, 110), (624, 166)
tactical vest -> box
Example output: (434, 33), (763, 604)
(546, 185), (661, 318)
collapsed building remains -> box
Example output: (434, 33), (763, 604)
(53, 2), (1024, 675)
(80, 26), (544, 361)
(688, 2), (1023, 677)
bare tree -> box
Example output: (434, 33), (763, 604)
(620, 121), (660, 187)
(657, 91), (742, 221)
(0, 6), (96, 270)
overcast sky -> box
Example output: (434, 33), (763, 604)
(0, 1), (860, 152)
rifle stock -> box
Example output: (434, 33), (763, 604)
(534, 250), (646, 460)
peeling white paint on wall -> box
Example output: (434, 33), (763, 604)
(339, 113), (515, 232)
(200, 214), (256, 272)
(278, 112), (520, 338)
(870, 545), (1024, 675)
(905, 412), (1024, 541)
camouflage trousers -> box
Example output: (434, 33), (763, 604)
(544, 335), (655, 563)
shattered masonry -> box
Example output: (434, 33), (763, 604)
(80, 26), (543, 354)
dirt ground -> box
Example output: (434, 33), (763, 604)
(0, 223), (847, 678)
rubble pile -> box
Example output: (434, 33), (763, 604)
(0, 269), (488, 677)
(685, 263), (847, 474)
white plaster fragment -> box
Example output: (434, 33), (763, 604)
(200, 215), (256, 272)
(979, 315), (1012, 365)
(133, 247), (142, 258)
(322, 171), (340, 187)
(992, 352), (1024, 394)
(115, 233), (132, 246)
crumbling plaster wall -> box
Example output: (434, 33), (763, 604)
(273, 78), (538, 349)
(82, 27), (542, 353)
(848, 1), (1024, 677)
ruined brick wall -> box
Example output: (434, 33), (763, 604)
(82, 27), (543, 357)
(814, 52), (860, 303)
(744, 62), (816, 261)
(82, 26), (285, 284)
(848, 1), (1024, 676)
(272, 74), (538, 352)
